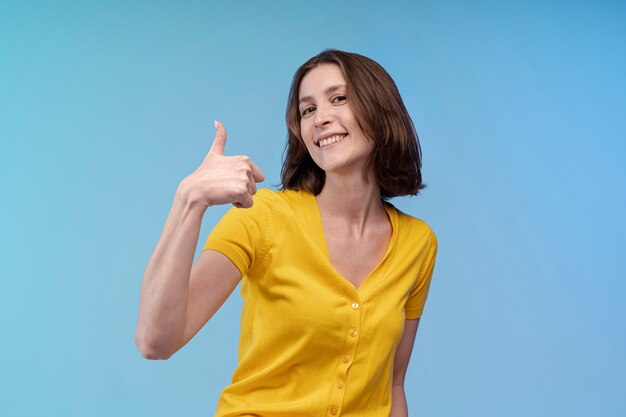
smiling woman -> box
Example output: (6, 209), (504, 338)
(283, 49), (424, 199)
(135, 49), (438, 417)
(297, 64), (376, 178)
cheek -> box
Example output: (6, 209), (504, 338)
(300, 116), (311, 131)
(298, 127), (313, 152)
(300, 120), (314, 143)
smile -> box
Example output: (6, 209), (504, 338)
(317, 134), (347, 148)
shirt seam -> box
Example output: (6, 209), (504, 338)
(257, 189), (276, 262)
(405, 229), (436, 319)
(416, 229), (436, 285)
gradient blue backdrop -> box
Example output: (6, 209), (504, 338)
(1, 1), (625, 416)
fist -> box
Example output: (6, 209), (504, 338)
(181, 120), (265, 208)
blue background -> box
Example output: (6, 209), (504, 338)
(1, 1), (625, 416)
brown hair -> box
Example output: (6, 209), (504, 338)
(280, 49), (425, 199)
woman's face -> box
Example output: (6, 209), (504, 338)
(298, 64), (374, 177)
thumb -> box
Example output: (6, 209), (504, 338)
(208, 120), (227, 156)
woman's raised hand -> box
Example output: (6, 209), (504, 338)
(180, 120), (265, 209)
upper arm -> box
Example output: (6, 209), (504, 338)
(178, 249), (241, 350)
(393, 318), (420, 386)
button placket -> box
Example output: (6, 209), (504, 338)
(327, 299), (363, 416)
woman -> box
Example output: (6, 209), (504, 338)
(135, 49), (438, 417)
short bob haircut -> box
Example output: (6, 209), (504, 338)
(281, 49), (424, 199)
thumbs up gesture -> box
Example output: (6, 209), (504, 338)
(179, 120), (265, 209)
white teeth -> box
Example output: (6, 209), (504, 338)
(318, 134), (347, 148)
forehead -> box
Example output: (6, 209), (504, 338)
(298, 64), (346, 100)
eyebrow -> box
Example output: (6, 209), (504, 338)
(299, 84), (346, 104)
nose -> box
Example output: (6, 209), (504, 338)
(314, 103), (332, 128)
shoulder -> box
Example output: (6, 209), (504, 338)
(244, 188), (314, 223)
(252, 187), (278, 204)
(244, 188), (279, 214)
(219, 188), (279, 225)
(270, 187), (310, 202)
(391, 204), (437, 238)
(253, 187), (304, 202)
(256, 188), (313, 211)
(389, 204), (437, 249)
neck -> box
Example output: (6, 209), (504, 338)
(315, 170), (385, 233)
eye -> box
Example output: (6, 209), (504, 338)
(301, 106), (315, 117)
(331, 95), (347, 104)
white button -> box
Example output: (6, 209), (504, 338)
(351, 302), (359, 309)
(350, 329), (358, 337)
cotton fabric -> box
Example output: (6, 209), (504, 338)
(202, 188), (437, 417)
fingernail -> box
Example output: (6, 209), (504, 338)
(214, 120), (218, 129)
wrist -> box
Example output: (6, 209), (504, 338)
(175, 178), (208, 212)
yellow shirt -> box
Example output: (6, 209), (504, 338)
(203, 188), (437, 417)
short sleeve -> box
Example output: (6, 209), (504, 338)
(405, 230), (438, 319)
(202, 188), (275, 277)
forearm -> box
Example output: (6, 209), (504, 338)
(135, 181), (206, 359)
(390, 384), (408, 417)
